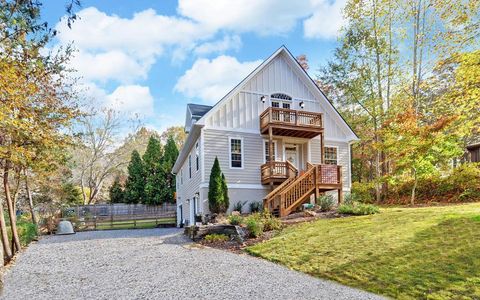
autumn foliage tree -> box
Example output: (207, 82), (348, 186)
(0, 1), (81, 261)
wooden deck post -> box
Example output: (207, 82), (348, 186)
(337, 166), (343, 204)
(269, 126), (274, 191)
(314, 165), (319, 203)
(320, 133), (325, 164)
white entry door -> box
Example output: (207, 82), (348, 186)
(284, 144), (299, 169)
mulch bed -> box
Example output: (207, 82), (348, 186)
(198, 230), (276, 254)
(197, 209), (350, 253)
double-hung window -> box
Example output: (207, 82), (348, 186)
(229, 138), (243, 168)
(324, 147), (338, 165)
(263, 140), (276, 163)
(188, 155), (192, 178)
(195, 142), (199, 171)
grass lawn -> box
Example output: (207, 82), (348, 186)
(246, 203), (480, 299)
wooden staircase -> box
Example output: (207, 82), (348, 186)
(263, 163), (342, 217)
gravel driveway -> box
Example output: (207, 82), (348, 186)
(0, 229), (383, 300)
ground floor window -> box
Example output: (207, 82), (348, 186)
(229, 137), (243, 168)
(324, 147), (338, 165)
(264, 140), (277, 162)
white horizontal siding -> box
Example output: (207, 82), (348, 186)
(310, 138), (351, 190)
(203, 129), (264, 185)
(176, 135), (202, 225)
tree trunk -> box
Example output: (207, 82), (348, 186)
(25, 170), (38, 230)
(411, 168), (417, 206)
(0, 197), (12, 262)
(4, 165), (22, 252)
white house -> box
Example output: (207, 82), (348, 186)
(172, 46), (358, 226)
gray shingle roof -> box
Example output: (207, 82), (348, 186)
(187, 103), (212, 118)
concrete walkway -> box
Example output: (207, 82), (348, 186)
(0, 229), (384, 300)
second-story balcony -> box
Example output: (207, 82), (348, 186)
(260, 107), (323, 138)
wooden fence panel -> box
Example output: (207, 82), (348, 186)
(62, 203), (177, 231)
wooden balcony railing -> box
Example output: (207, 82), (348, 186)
(260, 161), (297, 184)
(260, 107), (323, 136)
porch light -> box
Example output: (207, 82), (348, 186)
(299, 101), (305, 109)
(260, 95), (267, 103)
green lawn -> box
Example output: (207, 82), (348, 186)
(94, 218), (176, 230)
(247, 203), (480, 299)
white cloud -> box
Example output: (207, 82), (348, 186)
(70, 50), (150, 83)
(304, 0), (347, 39)
(55, 7), (213, 83)
(194, 35), (242, 56)
(175, 55), (261, 103)
(105, 85), (155, 116)
(178, 0), (312, 35)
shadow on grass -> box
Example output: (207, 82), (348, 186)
(325, 216), (480, 299)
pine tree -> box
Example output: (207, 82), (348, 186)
(221, 173), (229, 212)
(109, 176), (125, 203)
(208, 157), (225, 213)
(143, 136), (164, 205)
(124, 150), (145, 204)
(162, 135), (179, 203)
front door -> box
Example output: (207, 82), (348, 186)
(284, 144), (299, 169)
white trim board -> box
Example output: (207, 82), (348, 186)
(199, 183), (267, 190)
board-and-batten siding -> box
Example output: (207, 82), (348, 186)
(176, 135), (202, 224)
(203, 129), (264, 185)
(310, 138), (351, 190)
(204, 52), (348, 140)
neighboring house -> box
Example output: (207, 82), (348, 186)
(467, 143), (480, 162)
(172, 46), (359, 226)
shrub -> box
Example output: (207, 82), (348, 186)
(208, 157), (229, 213)
(338, 203), (380, 215)
(227, 214), (243, 226)
(249, 201), (262, 213)
(262, 216), (282, 231)
(351, 182), (376, 203)
(245, 215), (264, 238)
(232, 201), (246, 213)
(16, 221), (37, 246)
(317, 195), (335, 212)
(204, 234), (229, 243)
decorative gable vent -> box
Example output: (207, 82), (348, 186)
(270, 93), (292, 101)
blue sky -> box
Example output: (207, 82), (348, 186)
(42, 0), (345, 133)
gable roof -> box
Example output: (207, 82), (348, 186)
(173, 45), (360, 174)
(196, 45), (359, 141)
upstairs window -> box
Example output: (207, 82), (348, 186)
(195, 142), (200, 171)
(271, 93), (292, 101)
(180, 169), (184, 185)
(229, 138), (243, 168)
(189, 155), (192, 178)
(324, 147), (338, 165)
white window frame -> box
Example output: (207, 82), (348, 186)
(195, 142), (200, 172)
(180, 169), (183, 185)
(262, 139), (278, 163)
(229, 137), (244, 169)
(324, 145), (339, 165)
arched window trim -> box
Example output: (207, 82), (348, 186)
(270, 93), (292, 101)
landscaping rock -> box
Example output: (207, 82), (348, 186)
(304, 210), (317, 217)
(185, 224), (247, 242)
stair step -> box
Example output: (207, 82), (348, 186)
(272, 208), (280, 217)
